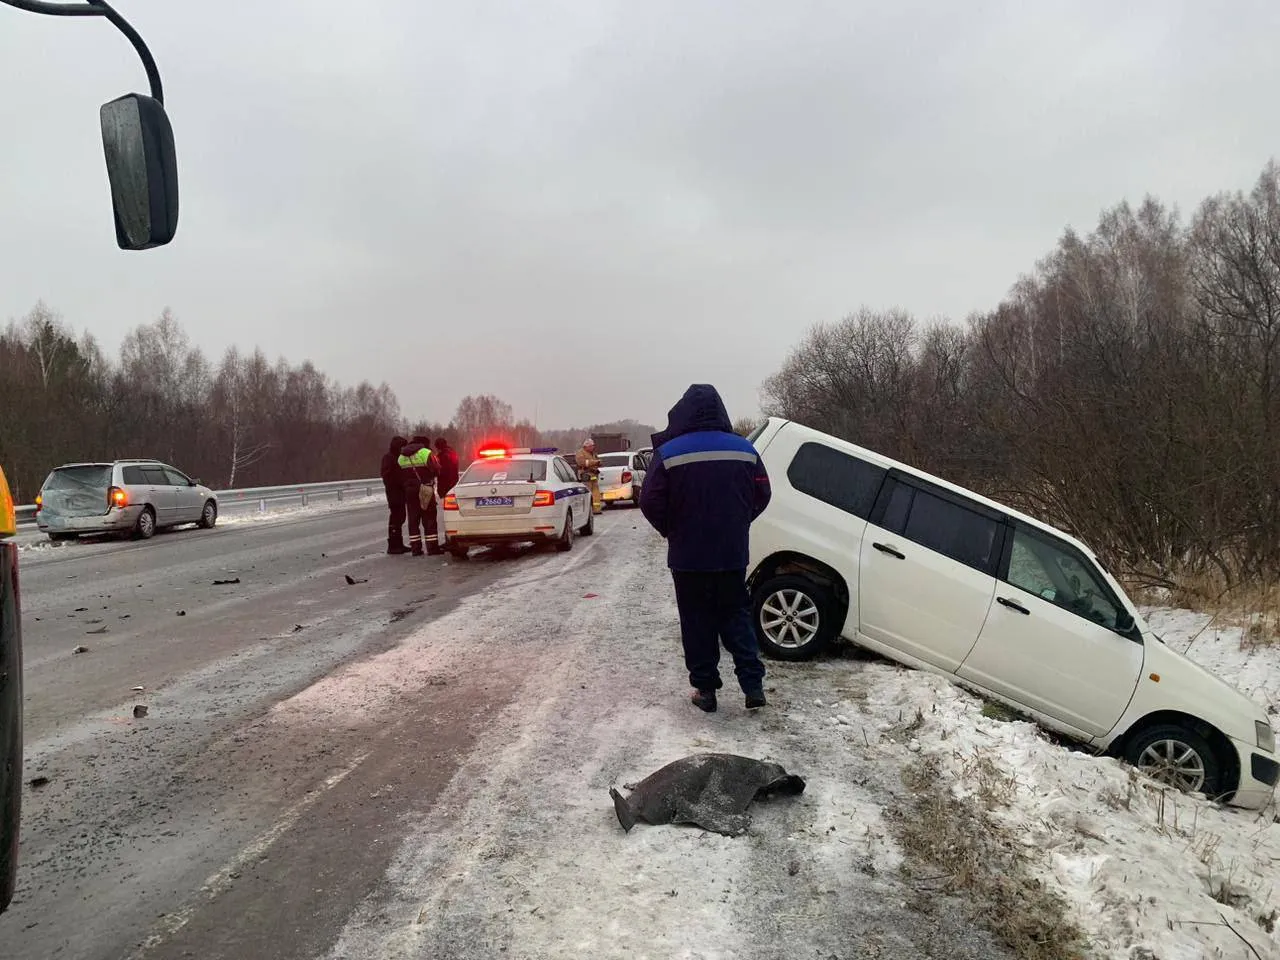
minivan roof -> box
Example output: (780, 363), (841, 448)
(765, 417), (1100, 561)
(51, 459), (160, 469)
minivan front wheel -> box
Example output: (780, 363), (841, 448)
(198, 501), (218, 529)
(752, 574), (837, 661)
(1125, 724), (1223, 798)
(133, 507), (156, 541)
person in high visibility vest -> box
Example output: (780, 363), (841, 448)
(398, 435), (442, 556)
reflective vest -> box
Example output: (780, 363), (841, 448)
(398, 447), (433, 470)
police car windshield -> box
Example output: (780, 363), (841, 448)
(462, 460), (546, 484)
(598, 454), (630, 467)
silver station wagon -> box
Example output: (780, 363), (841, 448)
(36, 460), (218, 542)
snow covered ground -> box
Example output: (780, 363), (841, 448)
(272, 515), (1279, 960)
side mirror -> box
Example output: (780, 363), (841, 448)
(100, 93), (179, 250)
(190, 479), (200, 487)
(1115, 610), (1136, 635)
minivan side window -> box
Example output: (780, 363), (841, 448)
(1006, 528), (1123, 631)
(122, 466), (147, 485)
(881, 480), (1001, 573)
(787, 442), (887, 520)
(163, 468), (190, 486)
(141, 466), (170, 486)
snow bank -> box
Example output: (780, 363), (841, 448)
(813, 612), (1280, 960)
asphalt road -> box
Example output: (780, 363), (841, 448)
(5, 504), (600, 960)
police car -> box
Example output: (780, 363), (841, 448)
(442, 447), (594, 557)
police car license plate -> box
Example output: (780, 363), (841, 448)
(477, 497), (514, 507)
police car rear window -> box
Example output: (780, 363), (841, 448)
(45, 465), (112, 491)
(462, 460), (547, 483)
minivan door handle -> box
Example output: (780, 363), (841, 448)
(997, 596), (1030, 615)
(872, 542), (905, 560)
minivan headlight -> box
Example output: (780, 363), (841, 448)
(1258, 720), (1276, 754)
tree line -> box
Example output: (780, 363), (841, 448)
(0, 307), (655, 502)
(763, 160), (1280, 589)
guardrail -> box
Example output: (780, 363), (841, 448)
(15, 477), (382, 527)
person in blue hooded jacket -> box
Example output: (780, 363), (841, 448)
(640, 384), (772, 713)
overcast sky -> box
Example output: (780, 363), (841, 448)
(2, 0), (1277, 429)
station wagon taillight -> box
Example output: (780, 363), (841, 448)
(34, 493), (42, 512)
(532, 490), (555, 508)
(621, 471), (633, 484)
(108, 486), (128, 508)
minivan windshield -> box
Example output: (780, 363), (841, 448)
(44, 465), (112, 492)
(461, 460), (546, 483)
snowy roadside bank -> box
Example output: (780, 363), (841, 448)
(814, 612), (1280, 960)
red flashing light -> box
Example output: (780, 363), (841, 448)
(478, 447), (507, 459)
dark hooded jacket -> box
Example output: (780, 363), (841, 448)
(640, 384), (771, 571)
(381, 436), (408, 503)
(434, 439), (460, 495)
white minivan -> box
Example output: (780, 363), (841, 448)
(746, 418), (1278, 809)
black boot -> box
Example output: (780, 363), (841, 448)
(387, 539), (409, 555)
(691, 690), (717, 713)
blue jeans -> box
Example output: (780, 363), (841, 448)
(671, 570), (766, 695)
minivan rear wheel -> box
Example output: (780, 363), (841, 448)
(1124, 724), (1223, 798)
(752, 574), (837, 661)
(133, 507), (156, 540)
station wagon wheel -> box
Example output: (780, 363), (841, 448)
(198, 500), (218, 529)
(1124, 724), (1223, 798)
(133, 507), (156, 540)
(751, 574), (837, 661)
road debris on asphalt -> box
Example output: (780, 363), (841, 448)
(72, 645), (89, 655)
(611, 753), (806, 836)
(344, 574), (368, 585)
(132, 705), (149, 718)
(212, 577), (241, 586)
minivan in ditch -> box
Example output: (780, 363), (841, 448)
(746, 417), (1278, 809)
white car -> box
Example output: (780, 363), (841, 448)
(441, 447), (595, 557)
(746, 417), (1279, 809)
(597, 449), (651, 508)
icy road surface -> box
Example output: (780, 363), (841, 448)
(5, 505), (1014, 960)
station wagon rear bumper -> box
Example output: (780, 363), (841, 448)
(36, 505), (143, 534)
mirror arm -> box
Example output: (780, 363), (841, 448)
(1, 0), (164, 103)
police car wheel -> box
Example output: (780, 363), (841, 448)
(556, 511), (575, 552)
(581, 509), (595, 537)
